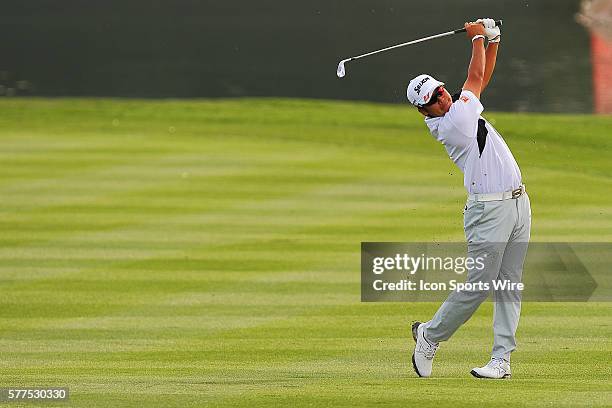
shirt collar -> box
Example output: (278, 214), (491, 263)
(424, 116), (442, 134)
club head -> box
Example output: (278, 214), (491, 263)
(336, 59), (348, 78)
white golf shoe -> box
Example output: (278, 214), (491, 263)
(470, 358), (512, 379)
(411, 321), (438, 377)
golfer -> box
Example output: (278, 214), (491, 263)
(406, 19), (531, 379)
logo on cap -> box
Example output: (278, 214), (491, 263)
(414, 77), (429, 95)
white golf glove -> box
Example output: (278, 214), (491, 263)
(477, 18), (501, 43)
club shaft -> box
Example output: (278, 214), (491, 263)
(349, 31), (455, 62)
(345, 20), (503, 63)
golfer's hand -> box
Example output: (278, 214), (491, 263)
(465, 22), (486, 41)
(477, 18), (501, 43)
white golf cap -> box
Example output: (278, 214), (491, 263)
(406, 74), (445, 107)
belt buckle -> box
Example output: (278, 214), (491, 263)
(511, 187), (522, 199)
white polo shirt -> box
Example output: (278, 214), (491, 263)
(424, 90), (522, 194)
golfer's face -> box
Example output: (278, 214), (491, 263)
(424, 87), (452, 117)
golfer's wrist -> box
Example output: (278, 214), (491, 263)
(471, 35), (485, 43)
(489, 35), (501, 43)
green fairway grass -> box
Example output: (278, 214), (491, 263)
(0, 98), (610, 407)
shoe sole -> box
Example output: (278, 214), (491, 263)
(411, 321), (421, 342)
(412, 353), (424, 377)
(411, 321), (423, 377)
(470, 369), (511, 379)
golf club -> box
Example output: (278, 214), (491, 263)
(336, 20), (502, 78)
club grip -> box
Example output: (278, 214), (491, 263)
(454, 19), (502, 34)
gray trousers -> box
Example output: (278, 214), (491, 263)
(424, 193), (531, 361)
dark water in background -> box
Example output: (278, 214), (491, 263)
(0, 0), (593, 112)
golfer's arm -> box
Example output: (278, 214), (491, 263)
(481, 42), (499, 93)
(462, 38), (485, 99)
